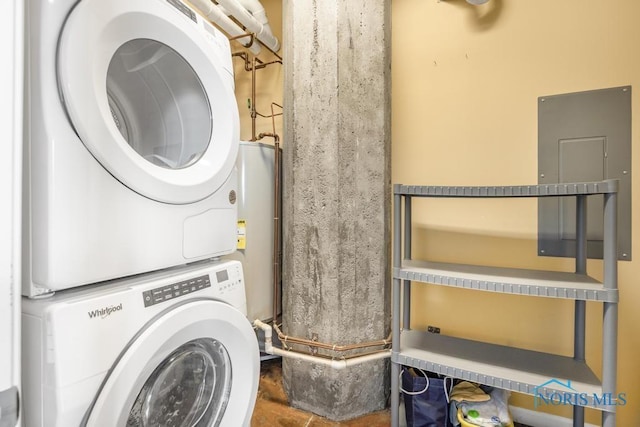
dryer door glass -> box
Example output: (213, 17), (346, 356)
(107, 39), (212, 170)
(127, 338), (231, 427)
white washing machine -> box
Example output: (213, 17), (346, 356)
(1, 1), (23, 425)
(22, 260), (259, 427)
(23, 0), (241, 296)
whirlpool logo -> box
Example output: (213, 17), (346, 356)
(87, 303), (123, 319)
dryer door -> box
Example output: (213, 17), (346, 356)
(82, 300), (259, 427)
(57, 0), (239, 204)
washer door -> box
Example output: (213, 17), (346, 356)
(57, 0), (239, 204)
(82, 300), (259, 427)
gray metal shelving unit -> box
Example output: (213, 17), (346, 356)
(391, 180), (619, 427)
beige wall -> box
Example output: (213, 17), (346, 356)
(392, 0), (640, 425)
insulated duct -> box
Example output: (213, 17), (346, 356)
(189, 0), (262, 55)
(216, 0), (281, 53)
(236, 0), (277, 48)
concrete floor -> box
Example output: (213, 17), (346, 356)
(251, 359), (391, 426)
(251, 359), (532, 427)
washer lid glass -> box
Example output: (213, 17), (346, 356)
(57, 0), (239, 204)
(127, 338), (231, 427)
(107, 39), (212, 170)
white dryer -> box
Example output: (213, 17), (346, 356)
(22, 260), (259, 427)
(23, 0), (241, 296)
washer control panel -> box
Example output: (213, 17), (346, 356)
(141, 263), (244, 308)
(215, 265), (243, 294)
(143, 274), (211, 307)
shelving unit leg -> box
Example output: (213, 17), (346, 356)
(391, 357), (400, 427)
(391, 275), (401, 427)
(602, 411), (615, 427)
(574, 195), (587, 427)
(602, 190), (618, 427)
(403, 196), (412, 329)
(602, 302), (618, 427)
(392, 192), (402, 427)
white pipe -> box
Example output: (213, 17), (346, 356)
(235, 0), (278, 53)
(236, 0), (269, 24)
(216, 0), (280, 53)
(189, 0), (262, 55)
(254, 320), (391, 370)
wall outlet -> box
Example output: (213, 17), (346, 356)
(427, 326), (440, 334)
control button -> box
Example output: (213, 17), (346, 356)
(143, 291), (154, 307)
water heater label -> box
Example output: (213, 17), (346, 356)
(237, 219), (247, 250)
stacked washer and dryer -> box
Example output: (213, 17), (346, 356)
(21, 0), (259, 425)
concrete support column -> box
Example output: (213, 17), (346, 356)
(282, 0), (391, 421)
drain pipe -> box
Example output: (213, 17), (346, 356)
(254, 320), (391, 370)
(189, 0), (262, 55)
(216, 0), (280, 53)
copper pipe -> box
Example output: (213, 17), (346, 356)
(255, 59), (283, 69)
(257, 132), (281, 325)
(273, 347), (390, 362)
(272, 322), (392, 353)
(250, 56), (257, 140)
(228, 32), (256, 48)
(232, 51), (258, 72)
(270, 103), (283, 135)
(279, 332), (391, 352)
(273, 137), (281, 324)
(256, 103), (283, 138)
(232, 51), (281, 72)
(261, 42), (283, 62)
(232, 49), (281, 141)
(252, 67), (281, 142)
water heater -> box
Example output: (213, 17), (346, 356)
(226, 141), (281, 321)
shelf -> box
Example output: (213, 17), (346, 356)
(391, 179), (619, 427)
(394, 180), (618, 198)
(395, 260), (618, 302)
(394, 330), (612, 411)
